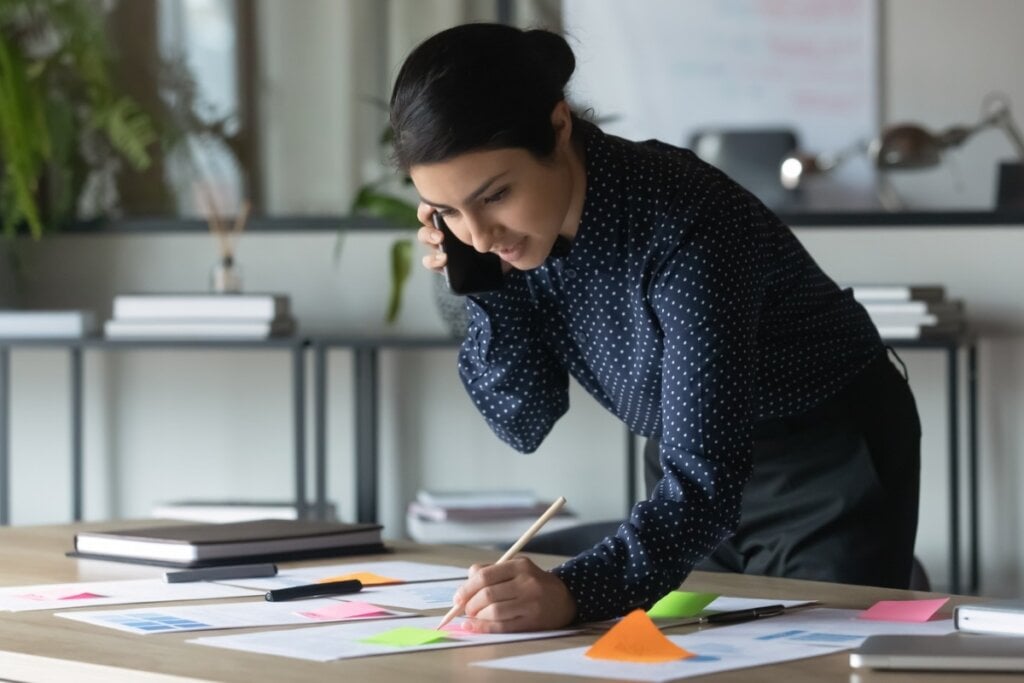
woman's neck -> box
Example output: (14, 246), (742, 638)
(560, 133), (588, 240)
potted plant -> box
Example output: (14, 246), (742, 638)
(0, 0), (157, 239)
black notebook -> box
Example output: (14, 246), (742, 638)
(70, 519), (385, 568)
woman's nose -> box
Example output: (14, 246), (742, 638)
(464, 215), (496, 253)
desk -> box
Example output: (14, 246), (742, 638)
(0, 338), (308, 525)
(0, 521), (986, 682)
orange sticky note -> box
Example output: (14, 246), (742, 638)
(316, 572), (402, 586)
(859, 597), (949, 622)
(585, 609), (695, 663)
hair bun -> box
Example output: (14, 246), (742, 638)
(524, 29), (576, 90)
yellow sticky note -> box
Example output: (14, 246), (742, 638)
(317, 572), (402, 586)
(360, 627), (449, 647)
(647, 591), (719, 619)
(586, 609), (694, 663)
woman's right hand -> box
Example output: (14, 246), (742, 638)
(416, 202), (447, 273)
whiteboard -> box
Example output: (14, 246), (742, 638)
(563, 0), (879, 208)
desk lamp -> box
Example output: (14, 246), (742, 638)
(780, 96), (1024, 208)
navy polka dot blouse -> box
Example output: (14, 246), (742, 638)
(457, 121), (884, 622)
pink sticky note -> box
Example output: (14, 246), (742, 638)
(58, 592), (107, 601)
(859, 598), (949, 622)
(440, 622), (475, 636)
(296, 601), (388, 621)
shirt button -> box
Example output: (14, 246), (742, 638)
(564, 268), (577, 278)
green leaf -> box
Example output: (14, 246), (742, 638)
(101, 97), (156, 170)
(386, 238), (413, 324)
(350, 187), (419, 227)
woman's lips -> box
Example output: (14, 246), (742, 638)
(495, 238), (525, 262)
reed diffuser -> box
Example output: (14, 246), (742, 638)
(199, 184), (250, 294)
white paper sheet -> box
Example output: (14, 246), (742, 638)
(56, 598), (410, 634)
(218, 561), (467, 590)
(355, 580), (462, 610)
(189, 615), (580, 662)
(475, 608), (957, 682)
(0, 579), (260, 612)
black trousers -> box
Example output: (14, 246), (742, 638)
(645, 350), (921, 589)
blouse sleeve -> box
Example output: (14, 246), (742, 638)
(457, 271), (570, 453)
(553, 195), (766, 622)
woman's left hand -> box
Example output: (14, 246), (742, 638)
(451, 557), (577, 633)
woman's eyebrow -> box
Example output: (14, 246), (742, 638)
(421, 170), (510, 209)
(463, 171), (510, 204)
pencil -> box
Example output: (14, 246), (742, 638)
(435, 496), (567, 630)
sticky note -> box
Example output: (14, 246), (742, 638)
(296, 601), (388, 621)
(647, 591), (719, 619)
(440, 622), (475, 635)
(360, 627), (449, 647)
(586, 609), (695, 663)
(317, 572), (402, 586)
(858, 597), (949, 622)
(58, 592), (106, 600)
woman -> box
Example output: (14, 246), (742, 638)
(390, 23), (920, 632)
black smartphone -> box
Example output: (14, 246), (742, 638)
(432, 212), (504, 294)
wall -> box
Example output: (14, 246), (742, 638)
(883, 0), (1024, 209)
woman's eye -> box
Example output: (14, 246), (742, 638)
(483, 188), (507, 204)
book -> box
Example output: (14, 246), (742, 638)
(861, 300), (963, 316)
(405, 510), (578, 545)
(72, 519), (384, 566)
(408, 500), (571, 523)
(851, 634), (1024, 672)
(954, 599), (1024, 636)
(152, 500), (337, 523)
(104, 317), (296, 339)
(876, 322), (965, 340)
(0, 310), (97, 338)
(415, 489), (538, 509)
(850, 285), (946, 303)
(112, 294), (290, 321)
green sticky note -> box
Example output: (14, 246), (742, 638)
(647, 591), (719, 619)
(360, 627), (449, 647)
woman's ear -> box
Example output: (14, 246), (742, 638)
(550, 100), (573, 149)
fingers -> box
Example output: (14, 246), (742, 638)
(450, 558), (577, 633)
(416, 201), (433, 227)
(416, 222), (446, 273)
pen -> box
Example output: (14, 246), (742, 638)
(264, 579), (363, 602)
(436, 496), (567, 630)
(164, 563), (278, 584)
(697, 603), (786, 625)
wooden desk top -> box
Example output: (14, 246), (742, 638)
(0, 521), (985, 682)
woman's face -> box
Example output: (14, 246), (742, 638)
(409, 108), (583, 271)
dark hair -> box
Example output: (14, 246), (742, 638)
(389, 23), (576, 170)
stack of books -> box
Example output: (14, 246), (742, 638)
(72, 518), (384, 567)
(406, 489), (578, 546)
(104, 293), (295, 339)
(0, 310), (97, 338)
(851, 285), (966, 340)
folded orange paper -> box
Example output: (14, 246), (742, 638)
(585, 609), (695, 663)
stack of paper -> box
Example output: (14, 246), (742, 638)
(406, 489), (578, 545)
(849, 284), (965, 340)
(104, 293), (295, 339)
